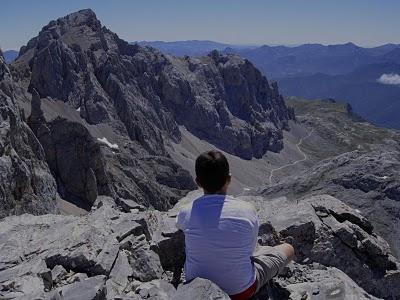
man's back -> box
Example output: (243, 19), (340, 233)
(176, 194), (259, 295)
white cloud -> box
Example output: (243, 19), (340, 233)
(97, 137), (119, 149)
(377, 73), (400, 86)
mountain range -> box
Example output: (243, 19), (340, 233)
(135, 40), (233, 57)
(138, 40), (400, 129)
(278, 62), (400, 128)
(226, 42), (400, 78)
(3, 50), (18, 63)
(1, 9), (400, 300)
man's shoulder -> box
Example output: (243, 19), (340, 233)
(177, 194), (257, 216)
(223, 196), (258, 223)
(176, 201), (194, 230)
(225, 196), (257, 212)
(177, 202), (193, 217)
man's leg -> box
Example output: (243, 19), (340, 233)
(251, 243), (294, 293)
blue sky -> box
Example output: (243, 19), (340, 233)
(1, 0), (399, 50)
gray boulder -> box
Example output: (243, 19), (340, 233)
(49, 275), (107, 300)
(268, 263), (380, 300)
(175, 278), (230, 299)
(135, 279), (176, 299)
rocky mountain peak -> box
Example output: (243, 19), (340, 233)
(19, 9), (102, 57)
(44, 8), (100, 31)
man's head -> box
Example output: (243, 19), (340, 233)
(195, 150), (231, 194)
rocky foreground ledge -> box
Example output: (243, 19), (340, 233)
(0, 192), (399, 299)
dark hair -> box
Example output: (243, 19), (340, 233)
(195, 150), (230, 193)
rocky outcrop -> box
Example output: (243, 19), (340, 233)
(1, 191), (398, 299)
(0, 197), (158, 299)
(0, 52), (57, 218)
(0, 195), (226, 299)
(270, 263), (380, 300)
(241, 194), (400, 298)
(255, 149), (400, 259)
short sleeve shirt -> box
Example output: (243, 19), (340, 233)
(176, 194), (259, 295)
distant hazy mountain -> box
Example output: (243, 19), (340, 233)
(278, 62), (400, 128)
(225, 42), (400, 129)
(135, 40), (254, 57)
(226, 42), (400, 78)
(138, 40), (400, 78)
(3, 50), (18, 63)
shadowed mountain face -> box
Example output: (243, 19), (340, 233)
(0, 52), (57, 218)
(9, 9), (292, 211)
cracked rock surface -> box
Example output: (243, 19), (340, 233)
(1, 192), (398, 299)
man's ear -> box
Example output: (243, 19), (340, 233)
(226, 174), (232, 185)
(195, 177), (202, 188)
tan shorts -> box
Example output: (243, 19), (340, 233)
(251, 246), (289, 293)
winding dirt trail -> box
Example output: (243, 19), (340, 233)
(268, 129), (315, 184)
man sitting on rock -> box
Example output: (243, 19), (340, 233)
(176, 150), (294, 299)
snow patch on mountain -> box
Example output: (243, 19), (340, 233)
(97, 137), (119, 149)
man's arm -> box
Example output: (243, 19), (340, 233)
(175, 209), (185, 231)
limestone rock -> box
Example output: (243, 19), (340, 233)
(238, 194), (400, 299)
(50, 275), (106, 300)
(135, 280), (176, 299)
(1, 191), (397, 299)
(268, 263), (380, 300)
(105, 251), (132, 299)
(51, 265), (68, 285)
(175, 278), (230, 299)
(0, 203), (167, 299)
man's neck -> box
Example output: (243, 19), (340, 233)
(203, 190), (227, 195)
